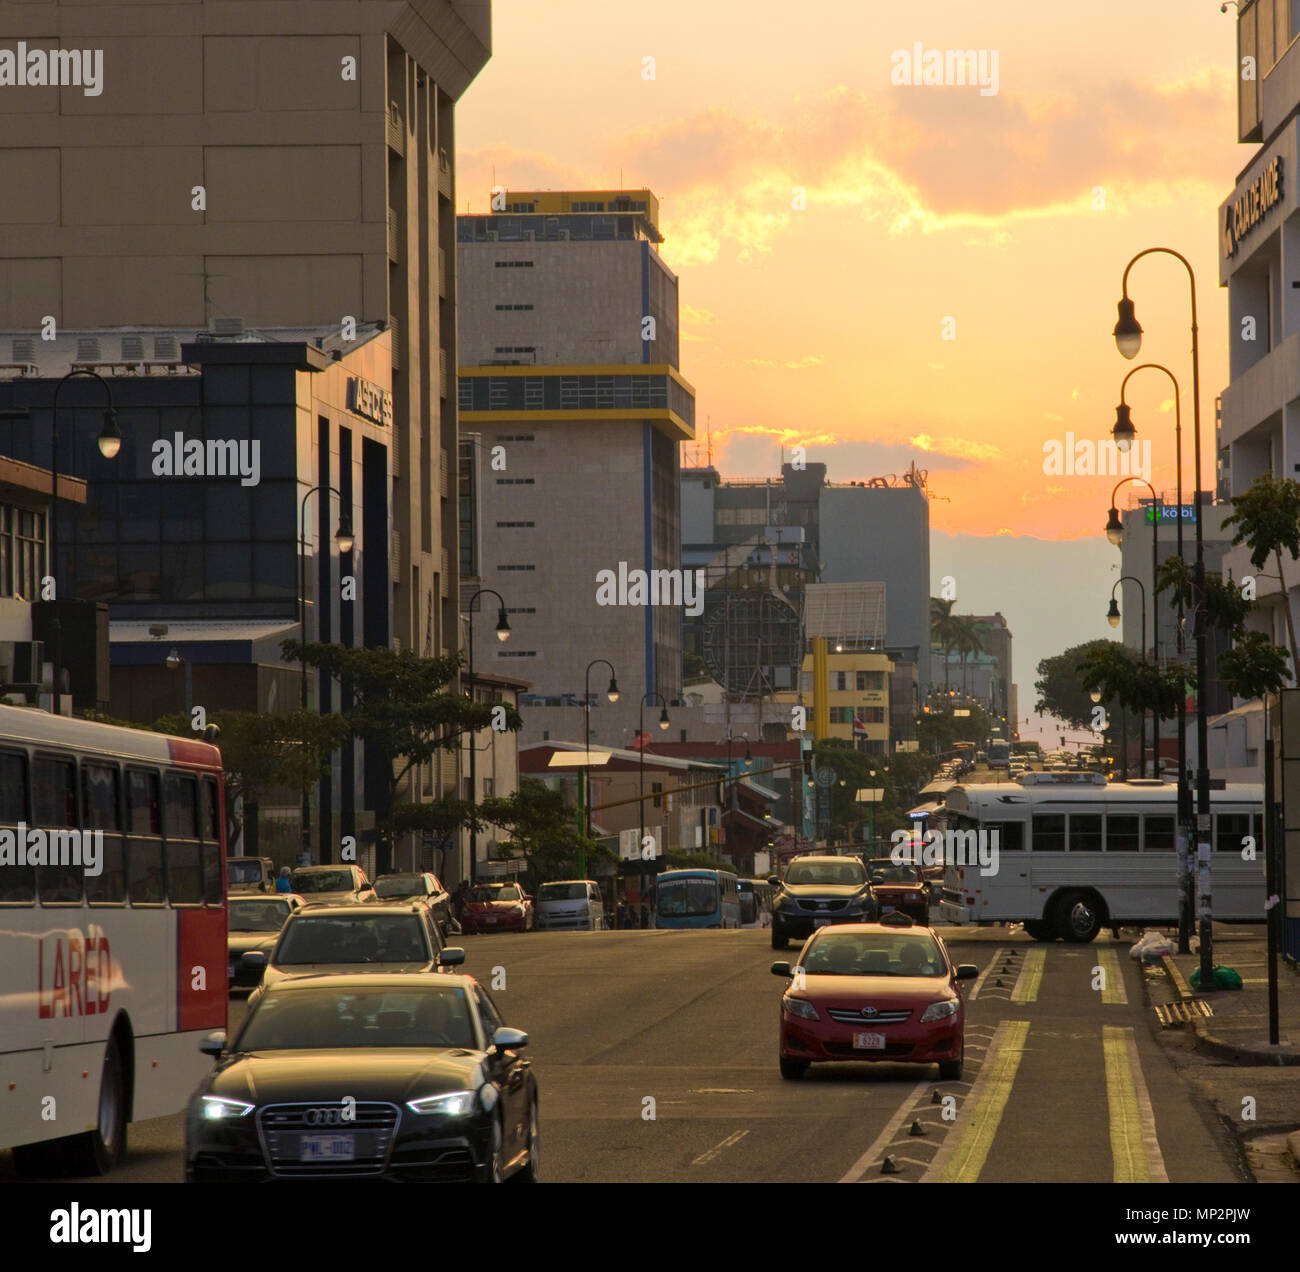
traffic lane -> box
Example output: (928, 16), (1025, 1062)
(486, 928), (987, 1182)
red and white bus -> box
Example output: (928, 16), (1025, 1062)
(0, 703), (228, 1175)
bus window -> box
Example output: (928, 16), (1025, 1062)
(164, 772), (202, 904)
(127, 769), (165, 904)
(991, 822), (1024, 851)
(1143, 815), (1175, 851)
(1033, 814), (1065, 853)
(1068, 814), (1102, 852)
(1106, 814), (1139, 852)
(200, 776), (223, 904)
(0, 750), (33, 903)
(84, 762), (126, 904)
(34, 756), (83, 903)
(1215, 813), (1252, 854)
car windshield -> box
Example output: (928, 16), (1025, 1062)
(802, 932), (946, 977)
(375, 876), (425, 898)
(227, 860), (265, 884)
(292, 870), (355, 893)
(538, 883), (588, 901)
(471, 885), (520, 902)
(867, 863), (921, 884)
(785, 862), (866, 887)
(228, 899), (291, 931)
(275, 914), (427, 965)
(656, 877), (718, 917)
(238, 986), (476, 1051)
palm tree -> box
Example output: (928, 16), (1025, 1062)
(955, 618), (985, 699)
(930, 597), (962, 692)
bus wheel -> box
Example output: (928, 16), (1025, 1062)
(65, 1035), (128, 1175)
(1052, 892), (1103, 943)
(1022, 920), (1054, 941)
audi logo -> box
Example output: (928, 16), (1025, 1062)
(304, 1107), (347, 1125)
(860, 1006), (878, 1018)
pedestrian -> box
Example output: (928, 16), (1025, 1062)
(275, 866), (293, 894)
(640, 903), (649, 929)
(616, 900), (628, 929)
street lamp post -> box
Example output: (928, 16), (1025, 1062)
(297, 485), (354, 860)
(464, 589), (511, 882)
(637, 692), (670, 919)
(1105, 474), (1163, 780)
(47, 372), (122, 716)
(582, 659), (619, 861)
(1107, 575), (1149, 779)
(1114, 248), (1212, 978)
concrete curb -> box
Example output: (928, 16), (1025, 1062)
(1160, 954), (1300, 1066)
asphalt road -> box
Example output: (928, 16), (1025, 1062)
(2, 925), (1247, 1184)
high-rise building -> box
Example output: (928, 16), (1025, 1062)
(457, 190), (695, 748)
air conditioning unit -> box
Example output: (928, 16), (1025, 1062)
(390, 529), (402, 574)
(154, 334), (180, 361)
(12, 337), (34, 364)
(76, 337), (102, 362)
(121, 335), (144, 361)
(213, 317), (244, 338)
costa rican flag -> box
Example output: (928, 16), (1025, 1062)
(852, 716), (868, 738)
(631, 730), (652, 751)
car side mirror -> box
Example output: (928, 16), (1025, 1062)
(241, 951), (268, 970)
(955, 964), (979, 980)
(492, 1026), (528, 1053)
(439, 947), (466, 966)
(767, 875), (779, 886)
(770, 961), (792, 977)
(199, 1030), (227, 1056)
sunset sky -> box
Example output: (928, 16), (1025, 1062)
(457, 0), (1247, 721)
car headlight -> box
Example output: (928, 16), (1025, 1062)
(920, 999), (959, 1023)
(201, 1095), (255, 1120)
(407, 1090), (478, 1116)
(782, 995), (819, 1021)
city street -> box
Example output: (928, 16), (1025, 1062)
(6, 927), (1247, 1186)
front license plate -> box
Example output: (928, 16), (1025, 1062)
(228, 961), (237, 978)
(299, 1134), (355, 1161)
(487, 916), (498, 924)
(813, 917), (832, 928)
(853, 1032), (886, 1050)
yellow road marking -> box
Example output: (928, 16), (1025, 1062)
(1103, 1025), (1168, 1182)
(1098, 948), (1127, 1004)
(927, 1020), (1031, 1183)
(1010, 948), (1045, 1003)
(692, 1129), (749, 1165)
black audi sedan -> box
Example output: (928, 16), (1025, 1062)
(185, 973), (539, 1183)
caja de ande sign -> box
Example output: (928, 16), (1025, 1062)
(1224, 155), (1283, 259)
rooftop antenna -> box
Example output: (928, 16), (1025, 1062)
(706, 416), (712, 467)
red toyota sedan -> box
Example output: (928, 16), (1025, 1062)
(771, 916), (977, 1081)
(461, 882), (534, 934)
(864, 858), (929, 925)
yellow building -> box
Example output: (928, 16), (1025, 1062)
(776, 646), (894, 756)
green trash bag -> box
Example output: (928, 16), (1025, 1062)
(1189, 965), (1243, 991)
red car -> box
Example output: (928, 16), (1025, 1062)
(461, 882), (535, 934)
(864, 858), (930, 924)
(771, 916), (978, 1081)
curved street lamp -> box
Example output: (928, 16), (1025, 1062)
(583, 659), (619, 843)
(464, 588), (512, 881)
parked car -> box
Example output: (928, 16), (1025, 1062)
(768, 856), (877, 950)
(771, 915), (978, 1080)
(242, 902), (462, 1000)
(373, 872), (454, 937)
(185, 972), (539, 1182)
(289, 864), (375, 906)
(227, 856), (277, 895)
(533, 880), (605, 931)
(227, 894), (304, 989)
(461, 883), (534, 934)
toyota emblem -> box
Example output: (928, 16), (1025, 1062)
(860, 1006), (878, 1018)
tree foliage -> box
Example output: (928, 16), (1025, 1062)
(1034, 639), (1124, 730)
(479, 777), (612, 878)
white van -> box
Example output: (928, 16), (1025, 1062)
(534, 880), (606, 930)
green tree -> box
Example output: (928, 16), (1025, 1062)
(1034, 639), (1124, 730)
(283, 641), (521, 874)
(148, 708), (351, 854)
(954, 616), (985, 697)
(479, 777), (610, 879)
(930, 597), (962, 691)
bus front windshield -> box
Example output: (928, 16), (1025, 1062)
(656, 876), (719, 917)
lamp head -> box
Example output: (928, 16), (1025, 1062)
(1113, 297), (1142, 359)
(1112, 404), (1136, 454)
(658, 706), (670, 730)
(495, 606), (511, 642)
(606, 677), (620, 704)
(1106, 597), (1121, 628)
(97, 409), (122, 459)
(1105, 506), (1124, 547)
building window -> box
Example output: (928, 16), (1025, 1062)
(493, 260), (534, 268)
(498, 650), (537, 658)
(495, 478), (535, 485)
(860, 707), (885, 724)
(494, 304), (535, 311)
(505, 606), (536, 614)
(0, 503), (45, 600)
(496, 521), (535, 528)
(856, 671), (885, 691)
(498, 564), (535, 571)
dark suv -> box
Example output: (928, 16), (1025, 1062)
(243, 903), (464, 1001)
(769, 855), (878, 949)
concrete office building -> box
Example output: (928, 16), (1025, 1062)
(458, 190), (695, 749)
(0, 1), (493, 873)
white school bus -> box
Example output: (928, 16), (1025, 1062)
(936, 772), (1264, 942)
